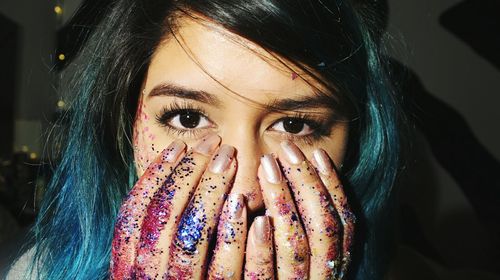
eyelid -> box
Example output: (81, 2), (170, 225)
(156, 101), (212, 126)
(269, 119), (314, 136)
(168, 113), (213, 130)
(155, 101), (333, 143)
(155, 102), (218, 140)
(265, 112), (332, 144)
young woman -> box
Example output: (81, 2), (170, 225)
(7, 0), (400, 279)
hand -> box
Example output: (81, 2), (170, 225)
(246, 141), (355, 279)
(110, 135), (354, 279)
(110, 133), (240, 279)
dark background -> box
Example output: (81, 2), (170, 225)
(0, 0), (499, 279)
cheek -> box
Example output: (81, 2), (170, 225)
(133, 98), (167, 176)
(300, 124), (349, 169)
(323, 124), (349, 168)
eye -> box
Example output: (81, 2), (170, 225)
(270, 117), (315, 136)
(164, 110), (212, 130)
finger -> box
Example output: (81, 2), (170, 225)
(134, 133), (221, 278)
(167, 144), (237, 279)
(207, 194), (247, 280)
(244, 216), (274, 280)
(259, 154), (310, 279)
(110, 139), (186, 279)
(278, 141), (342, 279)
(312, 148), (355, 279)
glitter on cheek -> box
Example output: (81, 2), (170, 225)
(132, 96), (145, 148)
(132, 98), (160, 172)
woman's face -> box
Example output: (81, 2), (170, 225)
(133, 17), (349, 211)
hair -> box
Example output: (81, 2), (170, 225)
(19, 0), (401, 279)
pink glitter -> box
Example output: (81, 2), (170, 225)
(247, 271), (258, 280)
(275, 194), (292, 215)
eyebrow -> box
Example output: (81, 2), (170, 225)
(148, 83), (222, 106)
(148, 82), (335, 112)
(267, 95), (335, 112)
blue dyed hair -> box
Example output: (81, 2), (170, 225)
(17, 0), (401, 279)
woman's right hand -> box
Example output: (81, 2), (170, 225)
(110, 133), (241, 279)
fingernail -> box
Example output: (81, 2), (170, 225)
(194, 133), (220, 155)
(261, 154), (282, 184)
(227, 193), (244, 219)
(209, 145), (235, 174)
(313, 149), (333, 175)
(254, 216), (271, 244)
(163, 140), (185, 163)
(280, 140), (305, 165)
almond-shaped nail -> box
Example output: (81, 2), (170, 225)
(209, 145), (235, 174)
(163, 140), (186, 163)
(261, 154), (282, 184)
(313, 149), (333, 175)
(253, 216), (271, 244)
(260, 154), (282, 184)
(227, 193), (244, 219)
(280, 140), (305, 165)
(194, 133), (220, 155)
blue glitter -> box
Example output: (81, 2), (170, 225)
(223, 223), (236, 243)
(176, 203), (206, 253)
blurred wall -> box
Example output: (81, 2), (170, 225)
(0, 14), (18, 158)
(387, 0), (500, 159)
(0, 1), (57, 156)
(386, 0), (500, 269)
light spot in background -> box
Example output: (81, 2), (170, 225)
(54, 6), (63, 15)
(57, 100), (65, 108)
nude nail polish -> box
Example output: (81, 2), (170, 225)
(194, 133), (220, 155)
(254, 216), (271, 244)
(261, 154), (282, 184)
(280, 140), (305, 165)
(227, 193), (244, 219)
(313, 149), (333, 175)
(163, 140), (185, 163)
(209, 145), (235, 174)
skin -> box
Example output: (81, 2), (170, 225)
(111, 16), (354, 279)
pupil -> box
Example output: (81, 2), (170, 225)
(179, 112), (201, 129)
(283, 118), (304, 134)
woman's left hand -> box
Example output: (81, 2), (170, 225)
(206, 140), (355, 279)
(243, 141), (356, 279)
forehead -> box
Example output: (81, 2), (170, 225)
(145, 16), (323, 103)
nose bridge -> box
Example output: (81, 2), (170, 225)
(223, 125), (261, 158)
(220, 122), (264, 212)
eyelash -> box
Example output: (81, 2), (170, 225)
(278, 112), (330, 144)
(155, 102), (331, 144)
(155, 102), (211, 138)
